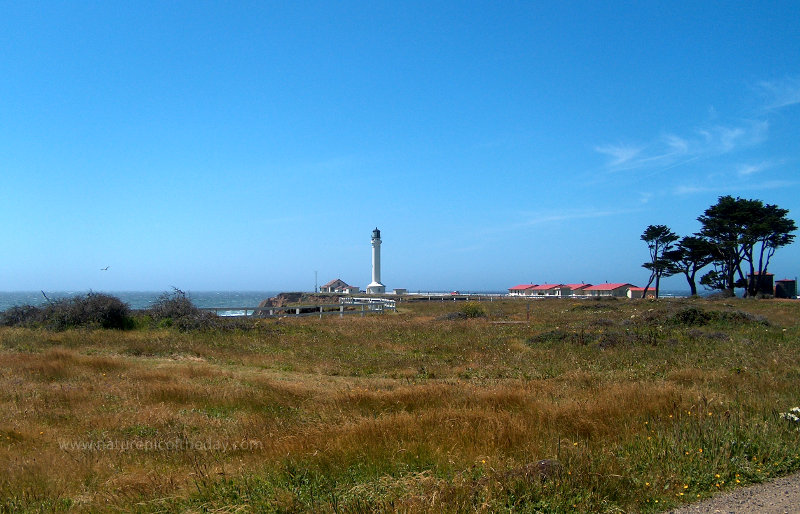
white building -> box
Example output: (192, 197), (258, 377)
(366, 227), (386, 294)
(320, 278), (358, 294)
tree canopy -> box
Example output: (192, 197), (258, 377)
(641, 224), (678, 298)
(698, 196), (796, 297)
(643, 195), (795, 298)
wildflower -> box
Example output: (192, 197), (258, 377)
(736, 479), (741, 483)
(683, 484), (689, 489)
(645, 482), (650, 487)
(715, 474), (720, 478)
(698, 448), (703, 453)
(780, 408), (800, 422)
(573, 442), (578, 446)
(481, 459), (486, 464)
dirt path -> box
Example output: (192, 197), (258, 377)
(666, 472), (800, 513)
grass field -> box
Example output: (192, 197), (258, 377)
(1, 297), (799, 512)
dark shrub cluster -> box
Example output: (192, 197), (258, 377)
(147, 289), (202, 321)
(1, 292), (132, 330)
(436, 311), (467, 321)
(667, 307), (769, 327)
(0, 304), (41, 327)
(144, 288), (211, 330)
(42, 292), (132, 330)
(668, 307), (713, 326)
(143, 289), (252, 331)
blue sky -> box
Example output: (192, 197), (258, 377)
(1, 1), (798, 292)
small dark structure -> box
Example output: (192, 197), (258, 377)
(748, 272), (774, 296)
(775, 279), (797, 299)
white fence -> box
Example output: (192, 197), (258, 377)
(340, 297), (397, 309)
(202, 301), (395, 319)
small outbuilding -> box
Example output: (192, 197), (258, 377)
(775, 279), (797, 299)
(627, 287), (647, 298)
(747, 272), (774, 296)
(320, 278), (357, 294)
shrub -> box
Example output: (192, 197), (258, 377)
(460, 301), (487, 318)
(0, 304), (42, 327)
(37, 292), (132, 330)
(716, 310), (769, 326)
(144, 289), (246, 331)
(668, 307), (714, 326)
(436, 311), (467, 321)
(147, 288), (202, 320)
(668, 306), (770, 328)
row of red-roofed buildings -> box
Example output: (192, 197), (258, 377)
(508, 283), (649, 298)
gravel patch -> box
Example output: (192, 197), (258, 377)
(666, 471), (800, 513)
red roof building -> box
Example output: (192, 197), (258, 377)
(508, 284), (537, 295)
(583, 283), (636, 297)
(627, 287), (647, 298)
(564, 284), (592, 294)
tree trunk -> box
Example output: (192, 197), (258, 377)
(642, 272), (656, 298)
(655, 273), (661, 299)
(685, 271), (698, 296)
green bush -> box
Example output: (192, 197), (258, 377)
(460, 301), (487, 318)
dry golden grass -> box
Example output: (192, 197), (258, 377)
(1, 298), (799, 512)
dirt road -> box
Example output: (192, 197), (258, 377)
(666, 472), (800, 513)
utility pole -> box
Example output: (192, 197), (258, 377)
(314, 271), (318, 293)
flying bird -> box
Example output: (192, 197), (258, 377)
(101, 266), (109, 271)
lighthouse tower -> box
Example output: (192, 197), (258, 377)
(366, 227), (386, 294)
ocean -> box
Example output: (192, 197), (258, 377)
(0, 291), (280, 315)
(0, 288), (695, 316)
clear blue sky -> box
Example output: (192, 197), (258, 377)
(1, 1), (798, 292)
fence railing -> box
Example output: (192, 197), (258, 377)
(201, 301), (395, 318)
(340, 297), (397, 309)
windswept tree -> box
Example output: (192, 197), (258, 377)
(641, 224), (679, 298)
(741, 202), (796, 296)
(699, 196), (796, 296)
(665, 235), (715, 296)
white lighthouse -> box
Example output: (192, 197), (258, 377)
(366, 227), (386, 294)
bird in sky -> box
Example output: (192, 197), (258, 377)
(100, 266), (109, 271)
